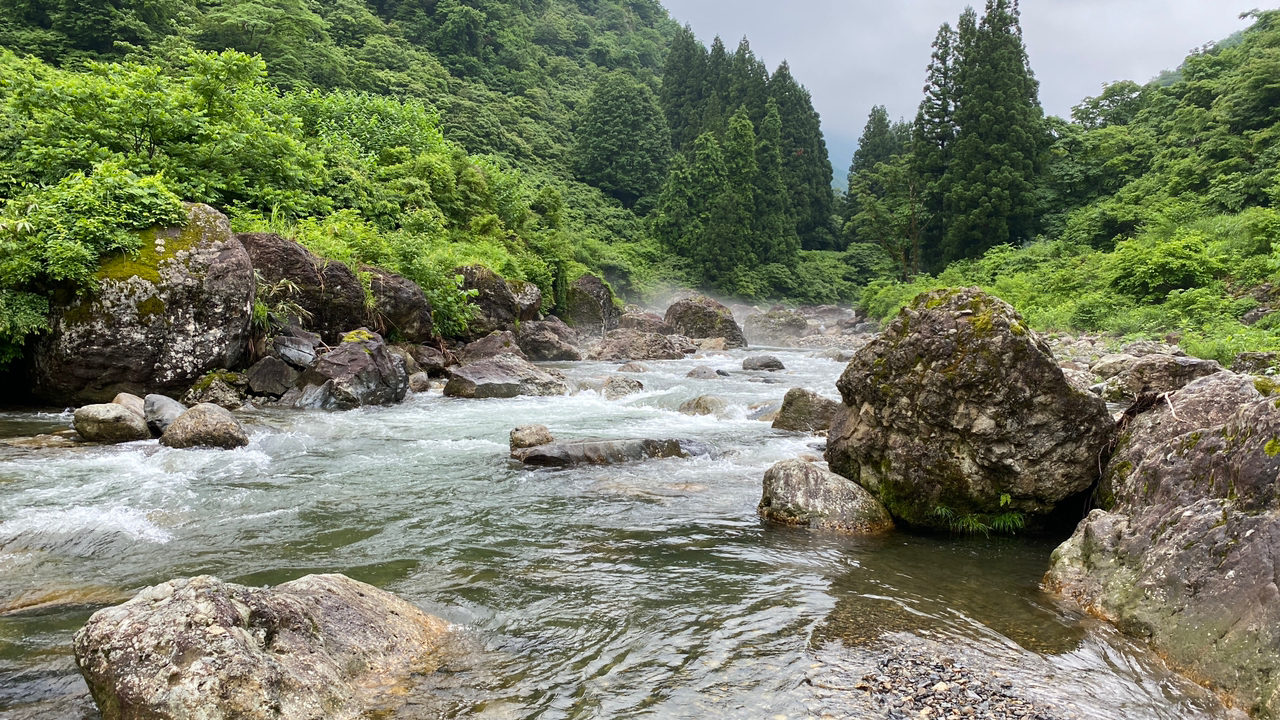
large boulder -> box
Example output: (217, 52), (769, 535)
(1045, 394), (1280, 717)
(1101, 353), (1224, 401)
(744, 309), (809, 345)
(73, 404), (151, 443)
(825, 288), (1115, 532)
(618, 312), (674, 335)
(443, 353), (568, 398)
(237, 232), (366, 344)
(588, 329), (688, 362)
(33, 204), (254, 405)
(410, 344), (449, 377)
(560, 274), (621, 338)
(282, 329), (409, 410)
(514, 318), (582, 361)
(245, 356), (299, 398)
(458, 331), (527, 364)
(159, 403), (249, 449)
(772, 388), (842, 432)
(758, 459), (894, 534)
(508, 280), (543, 322)
(144, 394), (187, 436)
(664, 295), (747, 349)
(272, 329), (321, 370)
(73, 574), (450, 720)
(368, 267), (433, 342)
(512, 438), (708, 467)
(456, 265), (520, 338)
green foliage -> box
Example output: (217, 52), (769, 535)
(931, 504), (1026, 536)
(572, 71), (670, 209)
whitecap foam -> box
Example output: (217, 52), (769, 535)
(0, 505), (175, 545)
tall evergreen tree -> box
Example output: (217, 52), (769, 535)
(768, 61), (836, 250)
(754, 98), (799, 265)
(727, 37), (770, 128)
(659, 25), (708, 151)
(911, 20), (960, 270)
(849, 105), (902, 184)
(701, 36), (730, 137)
(573, 71), (671, 209)
(704, 107), (759, 286)
(940, 0), (1047, 262)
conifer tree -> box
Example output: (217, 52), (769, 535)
(701, 36), (730, 137)
(728, 37), (770, 128)
(911, 21), (960, 270)
(573, 71), (671, 209)
(754, 98), (799, 265)
(849, 105), (903, 184)
(702, 108), (759, 285)
(768, 61), (836, 250)
(660, 25), (708, 151)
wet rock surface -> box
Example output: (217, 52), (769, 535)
(158, 403), (249, 449)
(510, 424), (554, 450)
(602, 376), (643, 400)
(678, 395), (727, 416)
(742, 355), (785, 371)
(772, 387), (842, 432)
(282, 330), (409, 410)
(72, 404), (151, 443)
(758, 459), (893, 534)
(181, 371), (247, 410)
(588, 329), (689, 362)
(144, 394), (187, 435)
(664, 295), (747, 349)
(443, 353), (568, 398)
(512, 438), (708, 467)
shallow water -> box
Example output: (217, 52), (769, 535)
(0, 349), (1235, 718)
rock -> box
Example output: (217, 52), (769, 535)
(513, 438), (708, 467)
(678, 395), (727, 416)
(272, 331), (320, 370)
(1232, 351), (1279, 375)
(561, 274), (620, 337)
(459, 331), (527, 364)
(73, 574), (449, 720)
(618, 311), (673, 334)
(697, 337), (727, 352)
(33, 205), (254, 404)
(367, 267), (433, 342)
(282, 329), (409, 410)
(144, 394), (187, 436)
(410, 345), (449, 376)
(510, 424), (554, 451)
(589, 329), (688, 362)
(664, 296), (747, 348)
(443, 353), (568, 399)
(159, 403), (249, 449)
(1045, 395), (1280, 717)
(618, 362), (649, 373)
(245, 357), (299, 397)
(508, 280), (543, 321)
(514, 318), (582, 361)
(456, 265), (521, 338)
(1060, 367), (1098, 395)
(685, 365), (722, 380)
(825, 288), (1115, 532)
(1121, 339), (1185, 357)
(385, 345), (422, 376)
(758, 459), (894, 534)
(1103, 354), (1224, 401)
(744, 309), (809, 345)
(111, 392), (146, 420)
(408, 372), (432, 393)
(668, 335), (698, 355)
(772, 388), (842, 432)
(748, 400), (782, 422)
(1242, 305), (1274, 326)
(73, 404), (151, 443)
(603, 376), (643, 400)
(181, 371), (247, 410)
(238, 232), (366, 344)
(743, 355), (785, 371)
(1090, 353), (1138, 379)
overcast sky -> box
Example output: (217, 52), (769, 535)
(659, 0), (1262, 185)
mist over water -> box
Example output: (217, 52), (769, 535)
(0, 349), (1235, 718)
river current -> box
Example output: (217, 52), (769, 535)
(0, 348), (1237, 719)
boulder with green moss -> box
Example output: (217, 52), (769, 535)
(664, 296), (747, 349)
(561, 274), (620, 338)
(825, 287), (1114, 532)
(758, 459), (894, 535)
(33, 204), (255, 405)
(281, 329), (408, 410)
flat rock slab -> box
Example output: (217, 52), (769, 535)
(513, 438), (710, 467)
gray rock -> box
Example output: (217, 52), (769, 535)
(513, 438), (708, 467)
(410, 344), (449, 377)
(181, 371), (247, 410)
(686, 365), (721, 380)
(618, 362), (649, 373)
(508, 280), (543, 322)
(272, 333), (319, 369)
(588, 329), (688, 362)
(758, 459), (894, 534)
(743, 355), (785, 371)
(678, 395), (727, 417)
(1061, 367), (1098, 395)
(515, 318), (582, 361)
(459, 331), (527, 364)
(386, 345), (422, 376)
(456, 265), (521, 339)
(744, 309), (809, 345)
(603, 376), (643, 400)
(1242, 305), (1273, 326)
(34, 205), (255, 404)
(238, 232), (366, 344)
(159, 403), (249, 449)
(1103, 354), (1225, 401)
(510, 424), (554, 451)
(561, 274), (621, 338)
(1232, 351), (1279, 375)
(73, 404), (151, 443)
(772, 388), (842, 432)
(443, 353), (568, 399)
(618, 311), (674, 335)
(144, 394), (187, 436)
(825, 288), (1115, 531)
(367, 266), (433, 342)
(283, 329), (409, 410)
(408, 372), (432, 393)
(246, 356), (299, 397)
(1090, 353), (1138, 379)
(664, 296), (747, 349)
(1121, 339), (1185, 357)
(73, 574), (450, 720)
(111, 392), (146, 420)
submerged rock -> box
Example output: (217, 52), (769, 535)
(513, 438), (708, 467)
(758, 459), (894, 534)
(618, 362), (649, 373)
(159, 403), (249, 449)
(282, 329), (409, 410)
(742, 355), (785, 371)
(664, 296), (747, 349)
(443, 353), (568, 399)
(825, 288), (1115, 531)
(73, 574), (450, 720)
(602, 376), (643, 400)
(144, 394), (187, 436)
(589, 329), (688, 362)
(73, 404), (151, 443)
(772, 388), (842, 433)
(510, 424), (554, 451)
(515, 318), (582, 361)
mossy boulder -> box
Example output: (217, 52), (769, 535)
(455, 265), (522, 339)
(282, 329), (408, 410)
(825, 287), (1115, 532)
(664, 296), (747, 349)
(561, 274), (621, 338)
(772, 388), (842, 433)
(237, 232), (369, 344)
(33, 204), (255, 405)
(758, 459), (894, 535)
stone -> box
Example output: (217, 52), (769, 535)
(1090, 353), (1138, 379)
(159, 403), (249, 449)
(73, 404), (151, 443)
(618, 311), (673, 334)
(443, 353), (568, 399)
(386, 345), (422, 376)
(245, 356), (298, 397)
(1121, 339), (1185, 357)
(618, 362), (649, 373)
(697, 337), (727, 352)
(459, 331), (527, 364)
(515, 318), (582, 361)
(825, 288), (1115, 532)
(73, 574), (450, 720)
(603, 376), (644, 400)
(238, 232), (367, 344)
(1103, 354), (1225, 401)
(144, 394), (187, 436)
(410, 345), (449, 376)
(742, 355), (785, 371)
(1242, 305), (1274, 326)
(510, 424), (554, 451)
(111, 392), (145, 420)
(758, 459), (894, 534)
(664, 295), (747, 348)
(772, 388), (843, 433)
(678, 395), (727, 417)
(1232, 351), (1279, 375)
(507, 280), (543, 322)
(272, 332), (319, 369)
(456, 265), (521, 338)
(744, 309), (809, 345)
(588, 329), (688, 362)
(408, 372), (432, 393)
(685, 365), (721, 380)
(1060, 367), (1098, 395)
(282, 329), (409, 410)
(34, 205), (255, 404)
(181, 371), (247, 410)
(668, 335), (698, 355)
(561, 274), (620, 337)
(513, 438), (709, 467)
(368, 267), (433, 342)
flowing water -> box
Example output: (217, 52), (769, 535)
(0, 349), (1237, 719)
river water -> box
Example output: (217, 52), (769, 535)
(0, 348), (1237, 719)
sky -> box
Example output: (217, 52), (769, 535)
(659, 0), (1261, 186)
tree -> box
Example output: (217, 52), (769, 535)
(727, 37), (770, 128)
(911, 20), (960, 270)
(768, 61), (836, 250)
(754, 98), (799, 265)
(659, 25), (707, 151)
(845, 105), (908, 242)
(573, 71), (670, 209)
(847, 155), (931, 280)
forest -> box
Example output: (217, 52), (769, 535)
(1, 0), (1279, 363)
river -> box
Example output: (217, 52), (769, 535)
(0, 348), (1238, 719)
